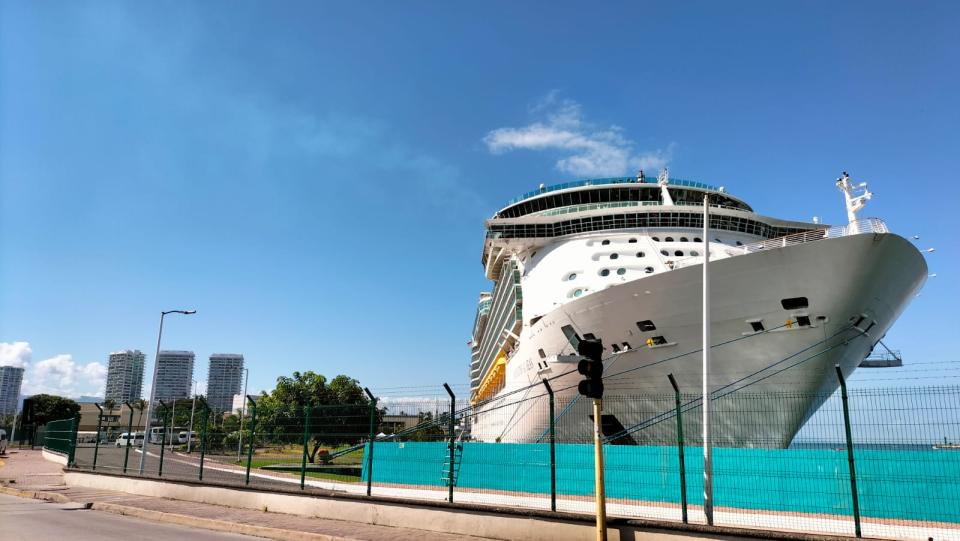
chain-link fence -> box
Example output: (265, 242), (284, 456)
(64, 384), (960, 540)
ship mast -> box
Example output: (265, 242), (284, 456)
(835, 171), (872, 232)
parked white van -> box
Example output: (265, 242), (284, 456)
(177, 431), (197, 444)
(115, 432), (144, 448)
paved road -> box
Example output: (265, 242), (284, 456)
(0, 493), (262, 541)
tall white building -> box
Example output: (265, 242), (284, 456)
(154, 350), (195, 402)
(104, 350), (145, 403)
(207, 354), (244, 415)
(0, 366), (25, 417)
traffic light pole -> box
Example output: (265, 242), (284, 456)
(592, 398), (607, 541)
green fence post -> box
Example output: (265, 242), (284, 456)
(198, 397), (209, 481)
(122, 401), (134, 474)
(158, 400), (168, 477)
(836, 365), (862, 538)
(93, 403), (104, 471)
(244, 395), (257, 486)
(668, 374), (688, 524)
(364, 388), (377, 497)
(542, 379), (557, 512)
(443, 383), (456, 503)
(300, 405), (311, 490)
(66, 413), (80, 467)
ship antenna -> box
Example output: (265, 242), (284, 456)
(835, 171), (872, 227)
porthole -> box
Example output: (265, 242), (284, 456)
(680, 237), (689, 242)
(665, 236), (674, 242)
(600, 269), (610, 277)
(567, 273), (577, 281)
(694, 237), (702, 242)
(610, 253), (619, 260)
(690, 250), (699, 256)
(616, 268), (626, 275)
(644, 267), (654, 273)
(652, 236), (660, 242)
(674, 250), (683, 257)
(636, 252), (645, 257)
(628, 238), (637, 243)
(573, 288), (583, 297)
(601, 239), (610, 245)
(736, 241), (744, 246)
(660, 250), (669, 256)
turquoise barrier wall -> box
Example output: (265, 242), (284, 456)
(361, 442), (960, 524)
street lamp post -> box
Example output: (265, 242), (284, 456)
(236, 367), (249, 463)
(187, 380), (199, 453)
(139, 309), (196, 475)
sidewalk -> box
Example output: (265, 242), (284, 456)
(0, 450), (502, 541)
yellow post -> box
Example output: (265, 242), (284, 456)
(593, 398), (608, 541)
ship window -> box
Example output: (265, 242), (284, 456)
(781, 297), (809, 310)
(736, 241), (744, 246)
(610, 253), (619, 260)
(567, 273), (577, 281)
(680, 237), (689, 242)
(628, 238), (637, 243)
(538, 348), (546, 359)
(674, 250), (683, 257)
(561, 325), (581, 348)
(649, 336), (668, 346)
(690, 250), (699, 256)
(652, 236), (660, 242)
(622, 342), (631, 350)
(611, 343), (621, 353)
(600, 269), (610, 277)
(602, 239), (610, 245)
(636, 251), (645, 257)
(750, 321), (765, 332)
(661, 250), (669, 256)
(616, 268), (626, 275)
(644, 266), (654, 273)
(714, 237), (723, 243)
(583, 333), (597, 340)
(573, 288), (583, 297)
(665, 236), (674, 242)
(797, 315), (811, 327)
(636, 320), (656, 332)
(694, 237), (702, 242)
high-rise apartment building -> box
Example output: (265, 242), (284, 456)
(0, 365), (25, 417)
(154, 350), (195, 401)
(104, 349), (145, 402)
(207, 354), (244, 415)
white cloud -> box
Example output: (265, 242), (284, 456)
(0, 341), (32, 368)
(10, 346), (107, 398)
(484, 95), (673, 177)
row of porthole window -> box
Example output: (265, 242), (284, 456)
(661, 249), (700, 257)
(651, 236), (702, 243)
(569, 265), (656, 283)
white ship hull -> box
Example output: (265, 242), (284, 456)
(471, 232), (926, 447)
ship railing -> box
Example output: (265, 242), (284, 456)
(670, 218), (888, 269)
(505, 176), (722, 206)
(527, 200), (747, 218)
(724, 218), (888, 257)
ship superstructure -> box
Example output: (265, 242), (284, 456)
(468, 171), (927, 446)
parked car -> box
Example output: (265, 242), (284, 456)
(0, 428), (8, 455)
(177, 431), (197, 444)
(115, 432), (144, 448)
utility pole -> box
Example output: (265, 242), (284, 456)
(702, 193), (714, 525)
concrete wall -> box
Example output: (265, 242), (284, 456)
(64, 472), (749, 541)
(41, 448), (68, 465)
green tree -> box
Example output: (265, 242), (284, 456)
(27, 394), (80, 425)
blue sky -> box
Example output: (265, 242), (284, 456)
(1, 1), (957, 399)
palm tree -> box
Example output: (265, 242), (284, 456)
(133, 399), (147, 429)
(102, 399), (117, 441)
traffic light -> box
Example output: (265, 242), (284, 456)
(577, 338), (604, 399)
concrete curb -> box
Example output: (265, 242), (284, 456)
(0, 484), (72, 504)
(90, 501), (364, 541)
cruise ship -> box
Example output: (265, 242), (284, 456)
(467, 171), (927, 447)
